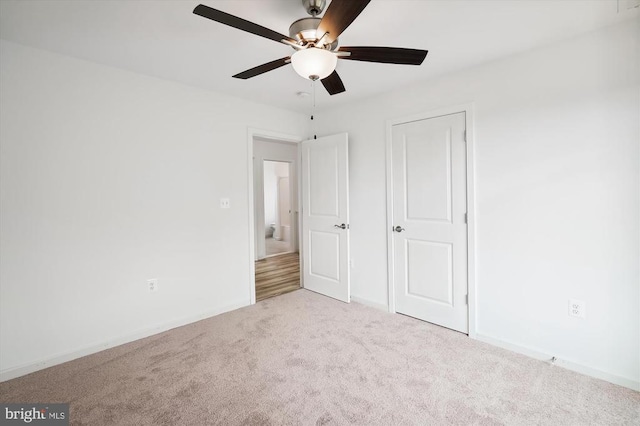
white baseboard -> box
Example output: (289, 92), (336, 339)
(474, 332), (639, 391)
(5, 301), (637, 393)
(0, 300), (247, 383)
(351, 295), (389, 312)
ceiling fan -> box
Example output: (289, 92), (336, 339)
(193, 0), (428, 95)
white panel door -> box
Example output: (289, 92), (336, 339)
(301, 133), (350, 303)
(391, 112), (468, 333)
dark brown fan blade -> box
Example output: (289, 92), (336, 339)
(232, 57), (291, 79)
(321, 71), (346, 95)
(193, 4), (296, 45)
(316, 0), (371, 45)
(338, 47), (428, 65)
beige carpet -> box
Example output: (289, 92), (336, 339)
(1, 290), (638, 425)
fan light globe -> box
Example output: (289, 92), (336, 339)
(290, 48), (337, 80)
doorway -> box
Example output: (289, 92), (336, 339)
(250, 134), (301, 302)
(246, 130), (352, 305)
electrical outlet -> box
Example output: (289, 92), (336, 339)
(220, 198), (230, 209)
(147, 278), (158, 292)
(568, 299), (585, 318)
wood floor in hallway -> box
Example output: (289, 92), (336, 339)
(255, 252), (300, 301)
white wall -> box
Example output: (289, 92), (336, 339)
(0, 40), (307, 378)
(263, 161), (279, 228)
(263, 161), (289, 229)
(315, 20), (639, 388)
(279, 176), (291, 228)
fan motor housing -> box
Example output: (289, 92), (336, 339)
(289, 17), (338, 50)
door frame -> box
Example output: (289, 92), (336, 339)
(385, 103), (478, 337)
(247, 128), (303, 305)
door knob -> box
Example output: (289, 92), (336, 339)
(334, 223), (348, 230)
(394, 225), (405, 232)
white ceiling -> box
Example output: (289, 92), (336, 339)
(0, 0), (637, 112)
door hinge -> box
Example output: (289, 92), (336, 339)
(464, 213), (468, 224)
(463, 130), (467, 142)
(465, 294), (469, 305)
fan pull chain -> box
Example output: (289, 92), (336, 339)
(310, 79), (317, 140)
